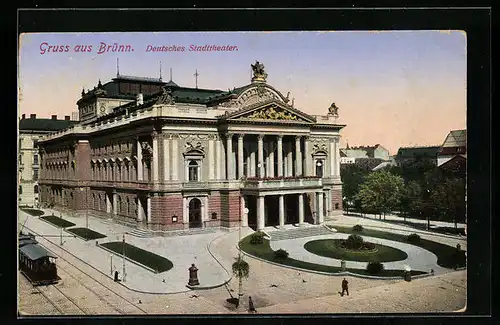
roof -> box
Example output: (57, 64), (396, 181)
(354, 158), (385, 170)
(113, 75), (164, 84)
(372, 161), (393, 171)
(441, 129), (466, 148)
(396, 146), (440, 159)
(19, 244), (56, 260)
(19, 118), (77, 132)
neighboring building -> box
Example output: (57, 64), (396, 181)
(437, 129), (466, 167)
(18, 114), (77, 206)
(394, 146), (441, 166)
(37, 62), (345, 232)
(71, 111), (79, 122)
(340, 144), (391, 164)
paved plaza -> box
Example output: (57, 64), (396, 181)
(18, 208), (467, 314)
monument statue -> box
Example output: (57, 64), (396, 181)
(328, 102), (339, 116)
(251, 61), (268, 82)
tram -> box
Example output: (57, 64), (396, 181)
(18, 232), (59, 285)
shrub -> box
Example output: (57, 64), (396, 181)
(406, 233), (421, 244)
(274, 248), (289, 260)
(352, 224), (364, 232)
(366, 261), (384, 275)
(344, 234), (364, 250)
(250, 232), (264, 245)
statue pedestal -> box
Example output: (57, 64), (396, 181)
(187, 263), (200, 286)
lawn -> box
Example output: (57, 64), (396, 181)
(239, 234), (426, 277)
(304, 239), (408, 262)
(21, 208), (45, 217)
(66, 227), (107, 241)
(329, 226), (466, 268)
(39, 215), (76, 228)
(100, 242), (173, 273)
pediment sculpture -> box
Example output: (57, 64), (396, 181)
(246, 106), (298, 121)
(185, 141), (205, 153)
(157, 87), (175, 105)
(312, 143), (328, 153)
(251, 61), (268, 82)
(141, 142), (153, 156)
(328, 102), (339, 116)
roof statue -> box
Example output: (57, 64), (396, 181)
(251, 61), (268, 82)
(328, 102), (339, 116)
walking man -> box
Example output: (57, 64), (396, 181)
(248, 296), (257, 313)
(341, 278), (349, 297)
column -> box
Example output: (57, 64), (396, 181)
(204, 196), (209, 222)
(317, 192), (324, 224)
(250, 144), (256, 177)
(240, 196), (248, 227)
(163, 136), (170, 181)
(147, 196), (152, 224)
(264, 142), (270, 177)
(113, 193), (118, 215)
(106, 193), (111, 214)
(153, 134), (159, 182)
(237, 134), (244, 179)
(330, 140), (335, 177)
(137, 139), (143, 181)
(257, 195), (265, 230)
(295, 136), (302, 176)
(335, 137), (341, 177)
(304, 136), (310, 176)
(269, 142), (275, 177)
(298, 194), (305, 225)
(287, 142), (293, 176)
(226, 133), (233, 180)
(279, 195), (285, 227)
(277, 135), (283, 177)
(137, 198), (143, 221)
(246, 144), (251, 176)
(257, 135), (264, 178)
(171, 135), (179, 180)
(182, 197), (188, 224)
(208, 136), (215, 180)
(215, 136), (221, 179)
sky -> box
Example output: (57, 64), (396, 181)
(18, 31), (466, 155)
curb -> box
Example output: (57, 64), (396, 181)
(239, 247), (432, 280)
(96, 243), (162, 274)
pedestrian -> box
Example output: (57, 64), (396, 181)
(341, 278), (349, 297)
(248, 296), (257, 313)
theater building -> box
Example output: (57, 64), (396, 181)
(37, 62), (345, 231)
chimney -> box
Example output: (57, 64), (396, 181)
(51, 115), (57, 120)
(21, 114), (25, 119)
(136, 93), (144, 106)
(64, 115), (70, 121)
(30, 114), (36, 119)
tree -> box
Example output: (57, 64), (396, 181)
(232, 255), (249, 308)
(341, 164), (370, 213)
(430, 177), (466, 228)
(356, 170), (405, 220)
(401, 180), (424, 220)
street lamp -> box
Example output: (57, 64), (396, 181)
(122, 233), (126, 282)
(426, 189), (430, 231)
(110, 255), (113, 275)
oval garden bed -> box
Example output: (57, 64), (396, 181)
(304, 238), (408, 262)
(239, 232), (426, 277)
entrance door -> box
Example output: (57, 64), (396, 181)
(189, 198), (202, 228)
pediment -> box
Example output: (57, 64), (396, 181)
(226, 101), (316, 123)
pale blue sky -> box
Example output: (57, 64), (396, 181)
(19, 31), (466, 154)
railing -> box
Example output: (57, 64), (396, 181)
(243, 177), (322, 189)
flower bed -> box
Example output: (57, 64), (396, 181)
(39, 215), (76, 228)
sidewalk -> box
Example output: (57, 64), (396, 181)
(18, 208), (231, 294)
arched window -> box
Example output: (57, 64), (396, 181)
(188, 160), (199, 181)
(126, 197), (130, 215)
(335, 203), (339, 210)
(117, 195), (122, 214)
(316, 160), (324, 178)
(19, 186), (22, 195)
(34, 185), (39, 194)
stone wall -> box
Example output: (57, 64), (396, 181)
(220, 190), (241, 228)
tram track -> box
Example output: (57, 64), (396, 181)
(20, 223), (148, 315)
(36, 282), (87, 315)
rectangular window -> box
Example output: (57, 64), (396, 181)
(33, 168), (38, 180)
(19, 154), (23, 165)
(33, 154), (39, 165)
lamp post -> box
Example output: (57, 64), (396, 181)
(426, 189), (430, 230)
(110, 255), (113, 275)
(122, 233), (126, 282)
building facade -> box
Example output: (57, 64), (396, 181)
(18, 114), (76, 207)
(340, 144), (390, 164)
(437, 129), (466, 167)
(395, 146), (441, 166)
(37, 62), (345, 231)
